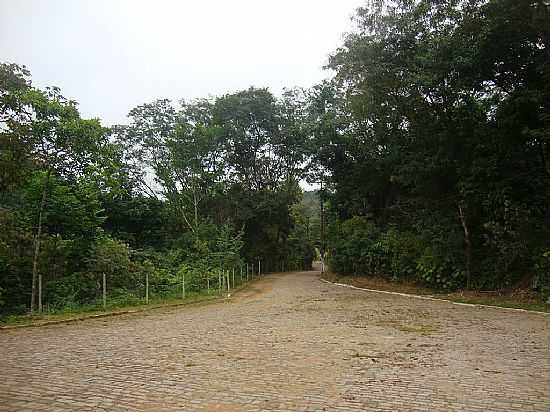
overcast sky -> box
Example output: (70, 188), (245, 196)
(0, 0), (363, 126)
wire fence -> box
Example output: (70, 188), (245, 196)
(35, 259), (313, 315)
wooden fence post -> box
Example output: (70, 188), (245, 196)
(226, 269), (230, 292)
(182, 272), (185, 299)
(102, 272), (106, 310)
(145, 271), (149, 304)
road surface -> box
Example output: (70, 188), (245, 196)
(1, 271), (549, 411)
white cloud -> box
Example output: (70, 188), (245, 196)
(0, 0), (363, 125)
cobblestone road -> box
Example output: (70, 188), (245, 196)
(1, 271), (549, 411)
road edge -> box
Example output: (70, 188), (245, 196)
(319, 277), (550, 316)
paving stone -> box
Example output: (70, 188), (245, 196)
(0, 271), (549, 411)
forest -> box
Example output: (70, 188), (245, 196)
(1, 0), (549, 318)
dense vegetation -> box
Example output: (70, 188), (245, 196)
(323, 0), (550, 293)
(1, 0), (549, 318)
(0, 70), (316, 317)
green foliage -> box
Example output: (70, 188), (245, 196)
(2, 63), (302, 316)
(317, 0), (550, 291)
(22, 172), (105, 237)
(86, 236), (131, 276)
(116, 88), (311, 275)
(328, 215), (465, 290)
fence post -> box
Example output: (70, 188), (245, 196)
(146, 271), (149, 304)
(182, 272), (186, 299)
(240, 265), (243, 284)
(102, 272), (106, 310)
(246, 263), (249, 281)
(38, 272), (42, 313)
(258, 259), (261, 276)
(232, 268), (235, 288)
(218, 269), (222, 292)
(226, 269), (230, 292)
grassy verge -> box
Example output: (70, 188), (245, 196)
(322, 273), (550, 313)
(0, 279), (258, 329)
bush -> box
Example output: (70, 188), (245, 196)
(415, 246), (464, 290)
(85, 235), (136, 294)
(328, 216), (381, 275)
(328, 215), (465, 290)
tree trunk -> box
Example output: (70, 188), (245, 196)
(458, 201), (472, 289)
(31, 169), (51, 314)
(102, 272), (107, 310)
(193, 190), (199, 231)
(320, 180), (325, 265)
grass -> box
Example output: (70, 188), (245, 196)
(0, 280), (257, 328)
(322, 273), (550, 313)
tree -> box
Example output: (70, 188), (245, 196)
(315, 0), (550, 289)
(164, 99), (223, 233)
(28, 91), (109, 312)
(1, 64), (112, 312)
(214, 87), (282, 191)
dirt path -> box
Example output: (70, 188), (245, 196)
(1, 271), (549, 411)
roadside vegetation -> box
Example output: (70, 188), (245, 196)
(320, 0), (550, 304)
(0, 73), (317, 320)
